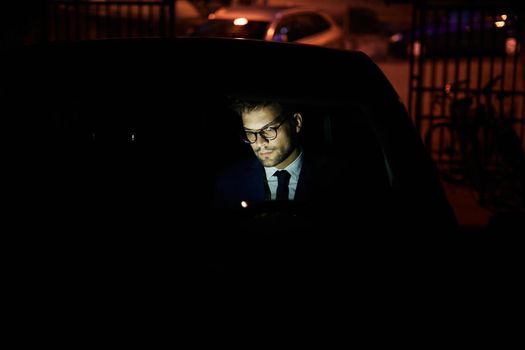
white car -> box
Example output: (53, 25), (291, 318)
(190, 5), (348, 50)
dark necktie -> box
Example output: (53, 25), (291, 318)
(274, 170), (291, 201)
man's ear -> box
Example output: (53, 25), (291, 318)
(293, 113), (303, 133)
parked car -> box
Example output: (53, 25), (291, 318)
(392, 10), (520, 57)
(189, 5), (348, 49)
(3, 37), (519, 317)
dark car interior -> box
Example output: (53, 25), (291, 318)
(4, 39), (520, 310)
(6, 83), (393, 229)
(5, 80), (462, 281)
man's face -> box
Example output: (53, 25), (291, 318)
(242, 105), (302, 169)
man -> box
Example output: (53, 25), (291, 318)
(214, 99), (302, 206)
(215, 100), (370, 210)
(213, 97), (457, 239)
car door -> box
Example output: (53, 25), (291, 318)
(273, 12), (343, 49)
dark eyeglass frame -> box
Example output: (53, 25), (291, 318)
(240, 114), (291, 144)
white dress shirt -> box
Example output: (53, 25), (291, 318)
(264, 150), (304, 200)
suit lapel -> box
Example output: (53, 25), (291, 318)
(295, 153), (315, 201)
(295, 152), (331, 202)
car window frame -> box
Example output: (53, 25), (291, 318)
(273, 12), (332, 42)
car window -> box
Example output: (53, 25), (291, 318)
(190, 19), (270, 40)
(4, 84), (390, 218)
(3, 38), (458, 238)
(275, 13), (331, 42)
(308, 14), (331, 33)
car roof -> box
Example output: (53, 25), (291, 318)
(210, 5), (322, 22)
(4, 37), (394, 111)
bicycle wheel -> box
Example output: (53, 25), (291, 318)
(424, 122), (466, 183)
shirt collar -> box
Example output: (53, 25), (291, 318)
(264, 149), (303, 180)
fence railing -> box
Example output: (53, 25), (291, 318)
(408, 1), (525, 211)
(43, 0), (207, 42)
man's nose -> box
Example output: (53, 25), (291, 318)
(255, 133), (269, 146)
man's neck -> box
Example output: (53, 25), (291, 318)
(275, 146), (301, 169)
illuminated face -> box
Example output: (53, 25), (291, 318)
(242, 105), (302, 168)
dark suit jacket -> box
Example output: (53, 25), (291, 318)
(213, 151), (371, 209)
(213, 149), (457, 233)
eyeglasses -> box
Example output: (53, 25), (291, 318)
(240, 114), (290, 144)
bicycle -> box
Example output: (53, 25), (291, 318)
(425, 76), (525, 212)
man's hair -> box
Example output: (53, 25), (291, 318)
(230, 98), (295, 118)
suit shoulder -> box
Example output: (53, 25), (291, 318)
(217, 157), (259, 181)
(217, 158), (260, 184)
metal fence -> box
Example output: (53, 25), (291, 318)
(47, 0), (175, 40)
(42, 0), (210, 42)
(408, 1), (525, 210)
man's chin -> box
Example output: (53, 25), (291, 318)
(258, 158), (276, 167)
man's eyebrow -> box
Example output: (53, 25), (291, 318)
(243, 116), (281, 131)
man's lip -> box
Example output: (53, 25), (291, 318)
(259, 151), (272, 156)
